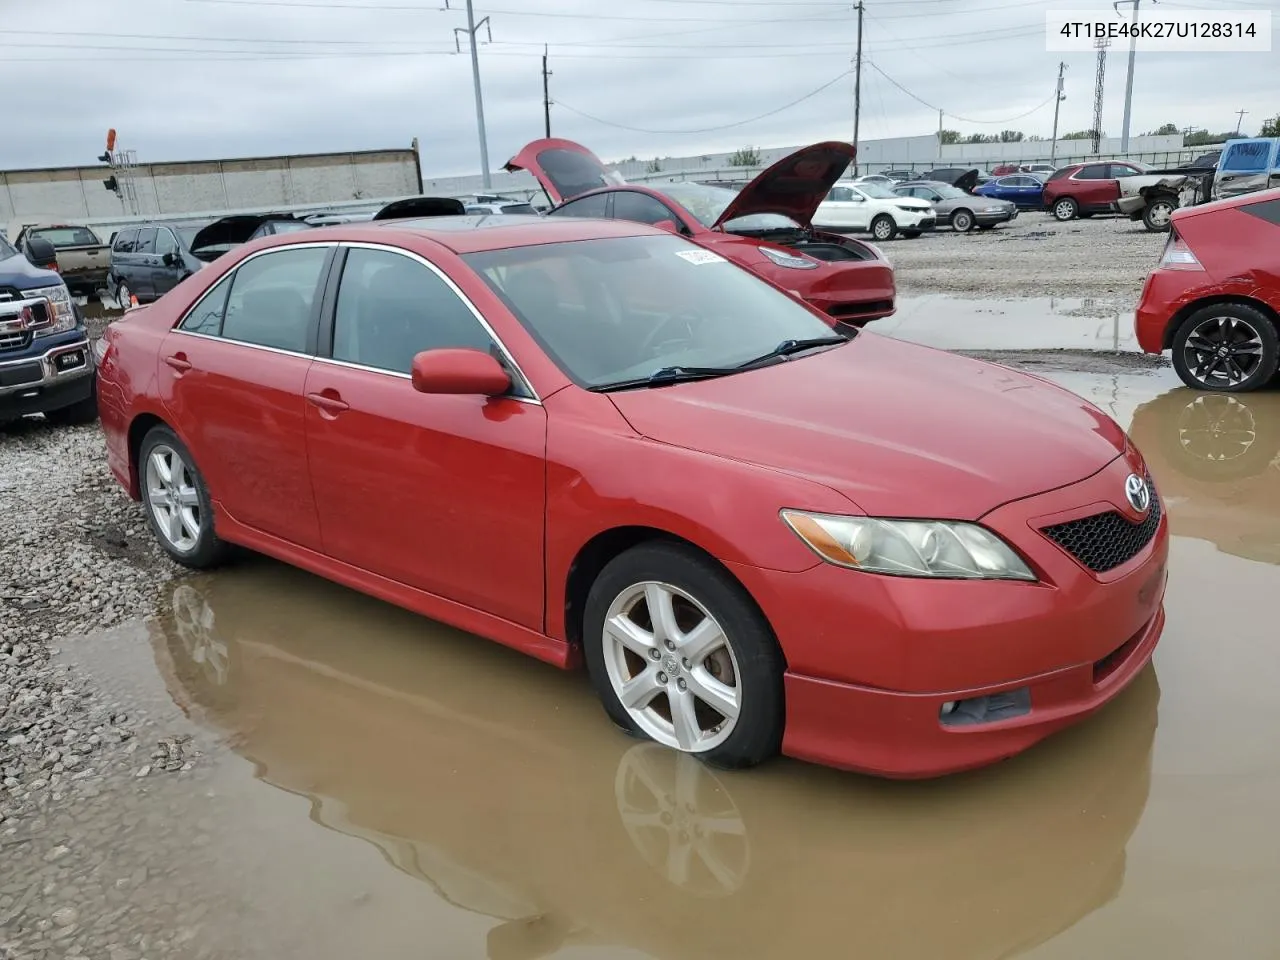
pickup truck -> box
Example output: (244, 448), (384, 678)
(8, 220), (111, 297)
(0, 233), (97, 426)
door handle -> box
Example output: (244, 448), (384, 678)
(164, 354), (192, 373)
(306, 391), (349, 413)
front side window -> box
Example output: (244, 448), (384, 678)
(332, 247), (498, 377)
(135, 228), (157, 254)
(828, 186), (855, 202)
(154, 229), (178, 258)
(113, 229), (138, 253)
(220, 247), (329, 353)
(612, 191), (677, 226)
(464, 235), (839, 390)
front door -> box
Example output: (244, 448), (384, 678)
(1071, 164), (1119, 210)
(156, 244), (334, 551)
(132, 227), (158, 300)
(817, 186), (868, 229)
(303, 245), (547, 630)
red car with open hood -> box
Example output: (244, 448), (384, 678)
(1134, 188), (1280, 392)
(97, 214), (1166, 778)
(505, 139), (896, 327)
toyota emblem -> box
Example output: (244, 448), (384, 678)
(1124, 473), (1150, 514)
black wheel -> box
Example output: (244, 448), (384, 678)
(1143, 197), (1176, 232)
(1170, 303), (1279, 392)
(43, 379), (98, 426)
(138, 425), (230, 569)
(582, 541), (785, 769)
(1052, 197), (1078, 221)
(870, 214), (897, 242)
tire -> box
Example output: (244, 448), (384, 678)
(1170, 303), (1280, 393)
(1051, 197), (1078, 221)
(870, 214), (897, 242)
(43, 379), (98, 426)
(582, 541), (785, 769)
(138, 425), (231, 569)
(1142, 197), (1177, 232)
(951, 209), (974, 232)
(115, 278), (133, 308)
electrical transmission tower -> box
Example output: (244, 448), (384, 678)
(1092, 38), (1110, 154)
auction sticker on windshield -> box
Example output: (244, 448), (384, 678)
(675, 250), (728, 265)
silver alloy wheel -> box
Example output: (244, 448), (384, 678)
(602, 580), (741, 753)
(117, 280), (132, 307)
(1177, 394), (1257, 462)
(1053, 198), (1075, 220)
(614, 743), (749, 897)
(872, 217), (894, 241)
(1181, 314), (1266, 387)
(171, 583), (229, 685)
(144, 443), (203, 552)
(953, 210), (973, 232)
(1146, 199), (1174, 229)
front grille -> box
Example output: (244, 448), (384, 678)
(0, 329), (31, 352)
(1041, 476), (1162, 573)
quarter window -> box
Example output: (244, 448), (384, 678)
(331, 247), (501, 378)
(179, 274), (232, 336)
(220, 247), (329, 353)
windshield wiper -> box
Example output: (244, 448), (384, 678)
(589, 365), (740, 393)
(736, 334), (849, 369)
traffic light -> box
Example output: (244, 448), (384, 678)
(98, 151), (111, 164)
(103, 176), (120, 195)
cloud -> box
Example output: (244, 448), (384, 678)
(3, 0), (1275, 175)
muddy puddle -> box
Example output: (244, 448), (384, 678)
(871, 295), (1142, 354)
(38, 378), (1280, 959)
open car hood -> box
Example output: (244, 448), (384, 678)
(503, 138), (626, 205)
(710, 142), (854, 229)
(189, 214), (305, 252)
(372, 197), (466, 221)
(925, 168), (981, 192)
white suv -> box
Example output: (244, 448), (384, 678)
(814, 182), (936, 241)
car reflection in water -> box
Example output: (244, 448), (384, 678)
(147, 560), (1159, 960)
(1129, 388), (1280, 566)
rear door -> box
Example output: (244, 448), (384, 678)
(1215, 139), (1280, 198)
(156, 243), (335, 551)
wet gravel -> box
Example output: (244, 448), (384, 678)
(887, 212), (1166, 302)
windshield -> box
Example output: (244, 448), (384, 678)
(856, 183), (899, 200)
(463, 235), (838, 389)
(500, 203), (537, 215)
(269, 220), (313, 234)
(656, 183), (798, 231)
(30, 226), (101, 247)
(930, 184), (968, 199)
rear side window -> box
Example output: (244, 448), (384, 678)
(113, 229), (138, 253)
(1046, 168), (1072, 182)
(135, 228), (157, 254)
(828, 186), (855, 202)
(1074, 165), (1109, 180)
(612, 191), (677, 225)
(220, 247), (329, 353)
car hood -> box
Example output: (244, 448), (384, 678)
(606, 334), (1126, 519)
(0, 250), (62, 289)
(505, 138), (854, 227)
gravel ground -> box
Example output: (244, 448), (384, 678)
(0, 221), (1165, 957)
(886, 211), (1167, 304)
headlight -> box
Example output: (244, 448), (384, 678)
(894, 203), (923, 214)
(781, 510), (1036, 581)
(26, 284), (77, 336)
(983, 206), (1004, 213)
(758, 246), (819, 270)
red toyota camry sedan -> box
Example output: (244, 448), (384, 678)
(96, 215), (1168, 778)
(1135, 188), (1280, 392)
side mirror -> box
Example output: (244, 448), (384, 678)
(24, 237), (58, 271)
(411, 348), (511, 397)
(162, 252), (179, 267)
(653, 219), (680, 233)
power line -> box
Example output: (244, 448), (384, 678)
(554, 70), (852, 135)
(865, 61), (1057, 124)
(181, 0), (852, 22)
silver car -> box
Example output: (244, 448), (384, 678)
(893, 180), (1017, 233)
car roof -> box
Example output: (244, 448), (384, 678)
(301, 214), (663, 254)
(896, 180), (952, 187)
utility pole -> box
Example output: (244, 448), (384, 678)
(542, 45), (552, 138)
(852, 1), (863, 170)
(937, 108), (944, 160)
(1050, 61), (1067, 168)
(1115, 0), (1152, 153)
(1092, 38), (1110, 155)
(450, 0), (493, 189)
(1234, 108), (1248, 134)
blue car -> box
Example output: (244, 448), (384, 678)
(976, 174), (1045, 209)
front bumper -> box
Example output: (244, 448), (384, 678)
(726, 453), (1170, 777)
(0, 334), (95, 416)
(974, 208), (1015, 224)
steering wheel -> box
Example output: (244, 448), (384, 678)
(639, 310), (699, 358)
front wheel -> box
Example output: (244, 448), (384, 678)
(951, 209), (974, 232)
(1052, 197), (1078, 221)
(870, 214), (897, 242)
(583, 542), (785, 769)
(1143, 197), (1176, 232)
(139, 426), (231, 568)
(1170, 303), (1280, 392)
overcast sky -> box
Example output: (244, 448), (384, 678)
(3, 0), (1276, 175)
